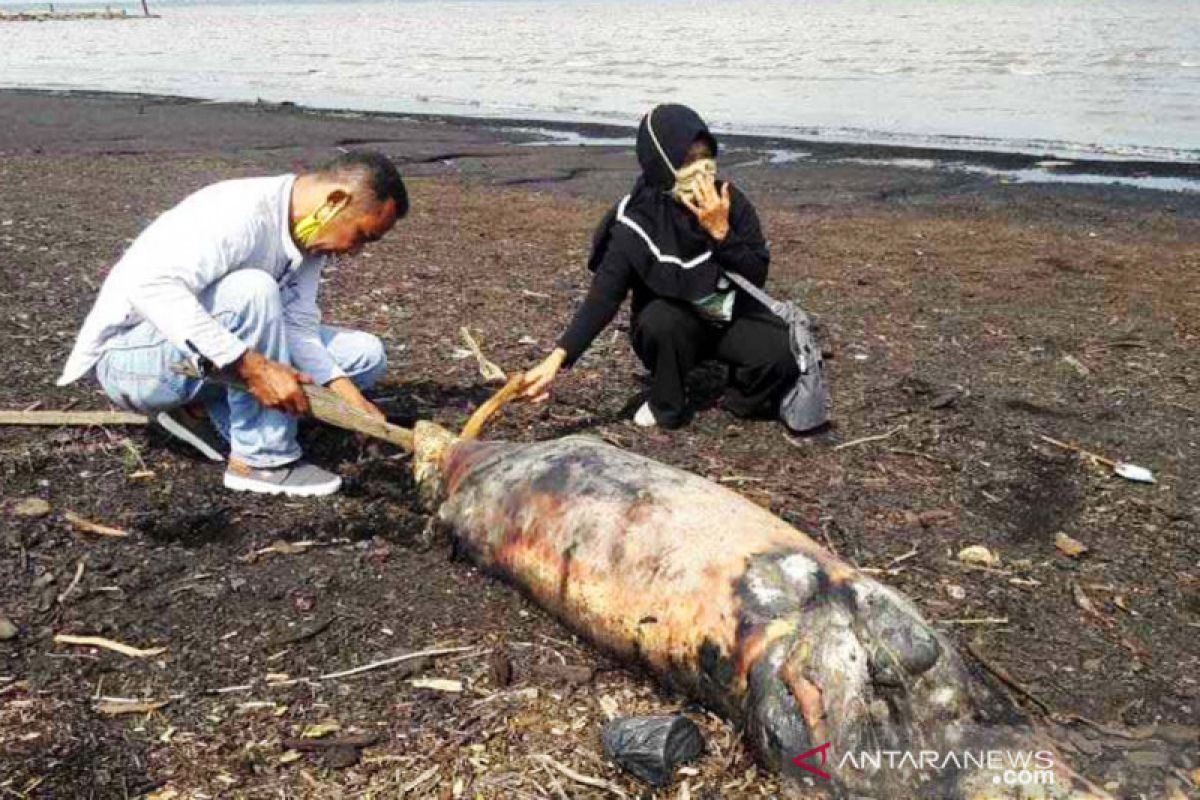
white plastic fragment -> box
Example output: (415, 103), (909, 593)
(1113, 462), (1156, 484)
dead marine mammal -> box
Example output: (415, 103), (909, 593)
(412, 421), (1108, 798)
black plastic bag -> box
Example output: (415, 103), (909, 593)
(601, 715), (704, 787)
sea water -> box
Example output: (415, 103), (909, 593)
(1, 0), (1197, 162)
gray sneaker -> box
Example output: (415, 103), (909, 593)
(155, 407), (227, 462)
(223, 460), (342, 497)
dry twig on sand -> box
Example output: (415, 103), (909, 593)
(64, 511), (129, 538)
(834, 427), (904, 452)
(460, 326), (507, 384)
(54, 634), (166, 658)
(530, 755), (627, 798)
(317, 646), (477, 681)
(57, 559), (86, 605)
(95, 699), (169, 716)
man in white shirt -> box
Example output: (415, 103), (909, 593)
(58, 150), (407, 497)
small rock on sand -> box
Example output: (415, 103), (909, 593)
(0, 616), (17, 640)
(13, 497), (50, 517)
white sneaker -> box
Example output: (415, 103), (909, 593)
(633, 401), (657, 428)
(223, 460), (342, 497)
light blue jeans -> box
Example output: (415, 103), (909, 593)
(94, 270), (387, 468)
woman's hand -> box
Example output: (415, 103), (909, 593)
(521, 348), (567, 403)
(681, 176), (731, 242)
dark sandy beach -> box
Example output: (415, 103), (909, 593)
(1, 89), (1197, 798)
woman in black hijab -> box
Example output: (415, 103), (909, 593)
(522, 104), (798, 429)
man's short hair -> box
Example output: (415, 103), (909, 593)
(317, 150), (409, 218)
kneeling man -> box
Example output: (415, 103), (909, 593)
(58, 150), (408, 497)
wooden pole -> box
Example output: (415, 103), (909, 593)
(141, 0), (149, 17)
(0, 410), (147, 426)
(171, 363), (415, 452)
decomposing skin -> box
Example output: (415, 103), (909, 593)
(413, 422), (1109, 798)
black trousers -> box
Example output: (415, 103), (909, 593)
(630, 298), (798, 429)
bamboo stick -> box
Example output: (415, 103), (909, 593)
(0, 410), (148, 426)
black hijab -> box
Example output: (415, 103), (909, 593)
(588, 104), (729, 302)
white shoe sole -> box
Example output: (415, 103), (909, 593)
(223, 472), (342, 497)
(633, 402), (657, 428)
(156, 411), (225, 462)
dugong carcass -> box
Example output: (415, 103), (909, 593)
(412, 422), (1108, 799)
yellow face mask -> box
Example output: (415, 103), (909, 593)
(293, 196), (350, 248)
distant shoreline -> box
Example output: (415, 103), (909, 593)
(0, 7), (155, 21)
(5, 86), (1199, 189)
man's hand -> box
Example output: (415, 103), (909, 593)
(234, 350), (312, 416)
(521, 348), (567, 403)
(680, 176), (731, 242)
(326, 376), (386, 421)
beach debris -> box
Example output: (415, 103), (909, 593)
(401, 766), (440, 795)
(945, 584), (967, 601)
(1113, 462), (1156, 484)
(1061, 354), (1091, 377)
(0, 616), (17, 640)
(411, 410), (1107, 797)
(56, 559), (87, 604)
(1055, 532), (1089, 558)
(13, 497), (51, 517)
(316, 646), (472, 681)
(460, 326), (507, 384)
(530, 754), (627, 798)
(300, 721), (341, 739)
(54, 633), (166, 658)
(958, 545), (1001, 568)
(833, 426), (904, 451)
(929, 387), (964, 409)
(601, 715), (704, 787)
(1038, 435), (1156, 484)
(1071, 582), (1104, 619)
(95, 699), (169, 716)
(409, 677), (463, 693)
(917, 509), (956, 528)
(599, 694), (620, 721)
(527, 662), (595, 686)
(489, 647), (513, 688)
(284, 733), (380, 751)
(240, 539), (318, 561)
(64, 511), (129, 538)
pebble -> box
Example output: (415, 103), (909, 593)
(13, 497), (51, 517)
(0, 616), (17, 640)
(958, 545), (1000, 568)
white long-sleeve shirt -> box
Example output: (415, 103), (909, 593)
(58, 174), (346, 387)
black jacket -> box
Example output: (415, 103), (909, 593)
(558, 104), (770, 365)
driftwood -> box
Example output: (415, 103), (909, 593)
(0, 409), (147, 426)
(64, 511), (129, 538)
(53, 634), (166, 658)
